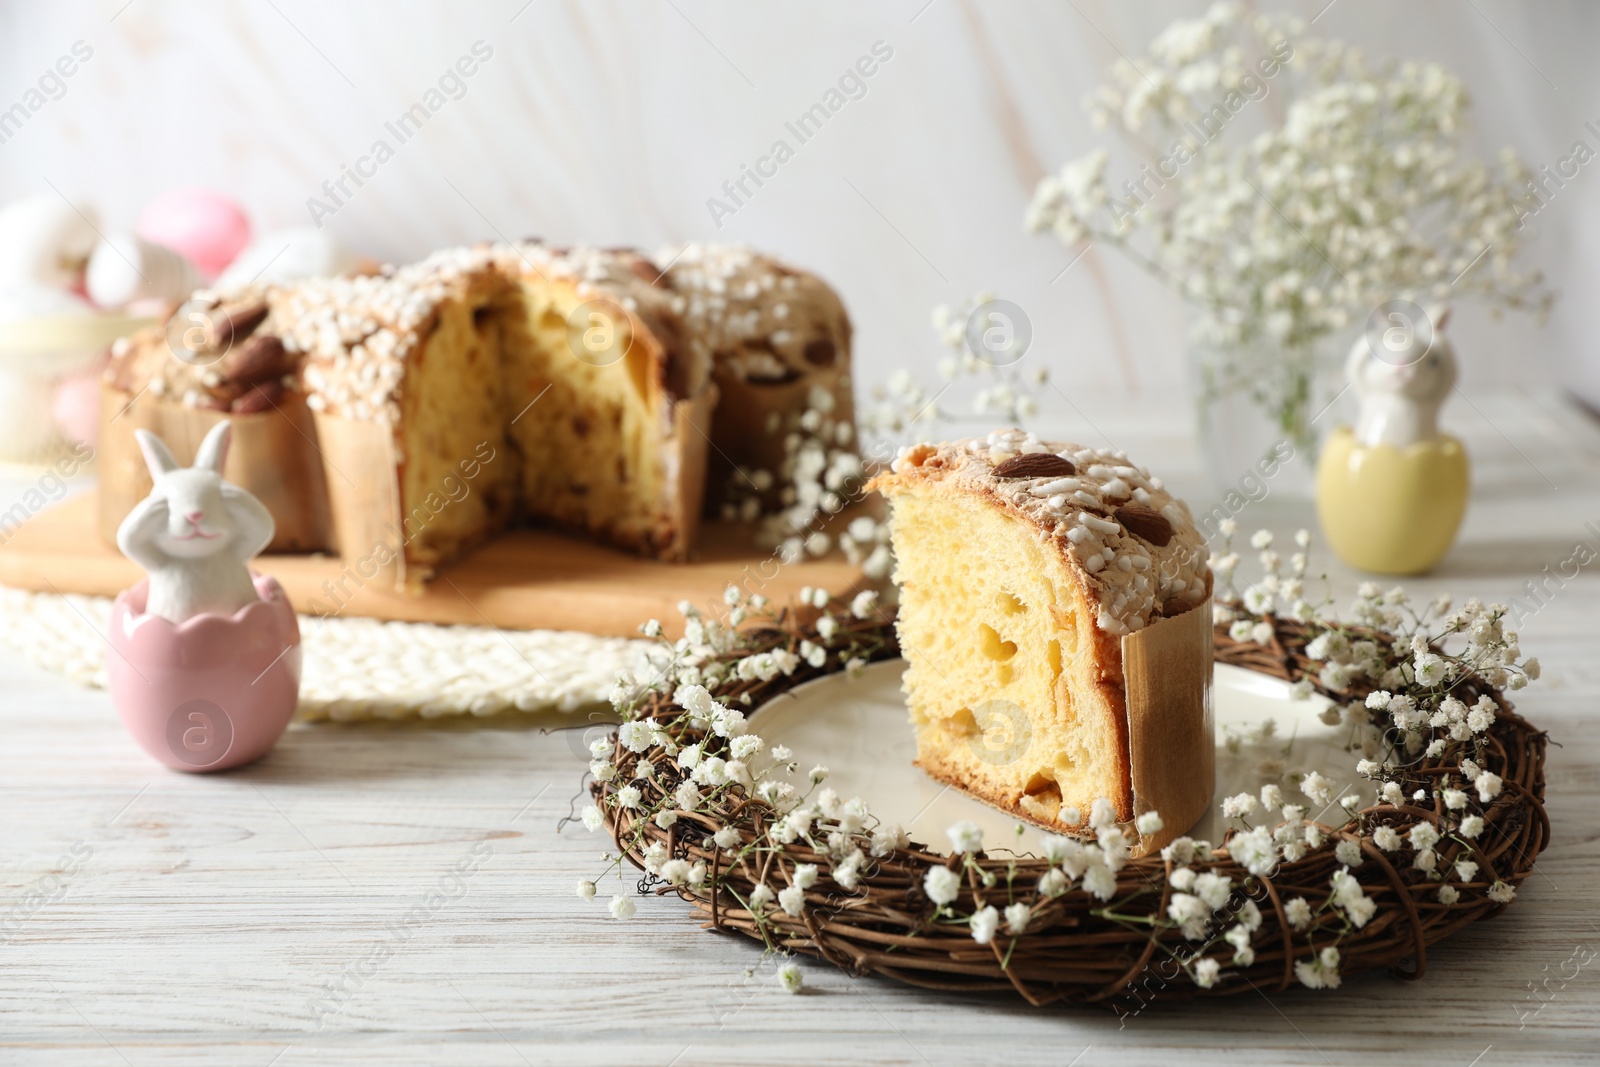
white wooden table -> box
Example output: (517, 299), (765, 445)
(2, 390), (1598, 1066)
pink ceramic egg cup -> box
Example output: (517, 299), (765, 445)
(107, 573), (300, 772)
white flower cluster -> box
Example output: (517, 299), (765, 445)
(721, 383), (869, 567)
(1210, 526), (1539, 989)
(1027, 3), (1550, 425)
(583, 588), (901, 939)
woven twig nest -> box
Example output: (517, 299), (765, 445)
(590, 600), (1549, 1008)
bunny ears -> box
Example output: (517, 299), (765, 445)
(135, 420), (232, 479)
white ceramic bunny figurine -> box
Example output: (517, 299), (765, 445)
(116, 421), (275, 623)
(1347, 304), (1458, 448)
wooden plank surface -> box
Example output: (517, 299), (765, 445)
(0, 495), (863, 638)
(2, 392), (1598, 1066)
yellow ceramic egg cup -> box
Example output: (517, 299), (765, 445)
(1315, 426), (1469, 575)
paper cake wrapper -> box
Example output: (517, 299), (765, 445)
(1120, 596), (1216, 857)
(98, 383), (333, 554)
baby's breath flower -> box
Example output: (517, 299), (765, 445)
(1228, 825), (1278, 876)
(1409, 822), (1440, 851)
(778, 884), (806, 916)
(776, 962), (803, 994)
(608, 894), (637, 920)
(1004, 901), (1031, 936)
(1296, 946), (1342, 989)
(1168, 893), (1210, 939)
(1474, 771), (1503, 803)
(1221, 792), (1256, 819)
(654, 810), (677, 829)
(924, 865), (961, 906)
(1038, 868), (1069, 898)
(969, 905), (1000, 944)
(1335, 838), (1362, 867)
(581, 805), (604, 832)
(1488, 881), (1517, 904)
(1437, 884), (1460, 904)
(1136, 811), (1164, 836)
(870, 824), (908, 857)
(1193, 871), (1233, 910)
(577, 879), (596, 900)
(1459, 815), (1485, 838)
(1284, 896), (1312, 931)
(1089, 798), (1117, 831)
(1081, 860), (1117, 901)
(1299, 771), (1335, 806)
(1414, 652), (1447, 687)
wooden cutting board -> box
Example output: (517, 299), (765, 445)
(0, 494), (865, 638)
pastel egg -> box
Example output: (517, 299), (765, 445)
(0, 194), (102, 290)
(53, 369), (102, 446)
(216, 226), (356, 289)
(86, 233), (202, 308)
(136, 188), (252, 279)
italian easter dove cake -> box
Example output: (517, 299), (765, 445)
(869, 429), (1216, 846)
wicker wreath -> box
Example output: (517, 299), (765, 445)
(585, 590), (1549, 1009)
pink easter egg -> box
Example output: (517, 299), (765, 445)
(52, 369), (103, 445)
(136, 188), (252, 280)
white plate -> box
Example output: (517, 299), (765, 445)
(749, 659), (1372, 853)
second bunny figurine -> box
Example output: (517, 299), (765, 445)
(116, 421), (275, 622)
(1316, 304), (1470, 574)
(107, 419), (301, 772)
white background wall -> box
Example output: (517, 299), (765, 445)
(1, 0), (1595, 417)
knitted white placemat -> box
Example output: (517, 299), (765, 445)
(0, 585), (647, 721)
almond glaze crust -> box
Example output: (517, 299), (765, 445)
(868, 429), (1212, 832)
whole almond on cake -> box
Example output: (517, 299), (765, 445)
(868, 429), (1212, 831)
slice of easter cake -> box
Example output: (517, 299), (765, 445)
(868, 429), (1214, 842)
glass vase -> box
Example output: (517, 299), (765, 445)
(1189, 329), (1339, 502)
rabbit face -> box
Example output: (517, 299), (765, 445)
(147, 468), (236, 559)
(116, 420), (276, 624)
(1350, 338), (1457, 406)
